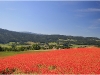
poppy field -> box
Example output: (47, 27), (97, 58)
(0, 47), (100, 74)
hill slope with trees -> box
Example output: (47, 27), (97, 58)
(0, 28), (100, 46)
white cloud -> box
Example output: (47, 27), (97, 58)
(75, 8), (100, 18)
(89, 19), (100, 29)
(78, 8), (100, 12)
(90, 25), (100, 29)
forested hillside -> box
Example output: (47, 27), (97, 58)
(0, 28), (100, 45)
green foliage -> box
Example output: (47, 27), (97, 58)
(0, 46), (3, 51)
(10, 43), (17, 51)
(32, 44), (41, 50)
(96, 44), (100, 47)
(17, 47), (24, 51)
(63, 43), (71, 49)
(49, 45), (54, 49)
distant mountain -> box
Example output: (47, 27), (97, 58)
(0, 28), (100, 45)
(20, 31), (37, 34)
(20, 31), (43, 35)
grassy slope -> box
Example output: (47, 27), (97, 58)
(0, 50), (50, 58)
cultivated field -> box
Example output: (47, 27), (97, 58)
(0, 47), (100, 74)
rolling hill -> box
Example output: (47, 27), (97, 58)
(0, 28), (100, 45)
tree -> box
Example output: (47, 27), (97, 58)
(11, 43), (17, 51)
(32, 44), (41, 50)
(0, 46), (3, 51)
(49, 45), (54, 49)
(63, 43), (70, 49)
(17, 46), (26, 51)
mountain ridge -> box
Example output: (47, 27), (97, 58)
(0, 28), (100, 45)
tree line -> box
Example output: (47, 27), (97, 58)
(0, 43), (72, 52)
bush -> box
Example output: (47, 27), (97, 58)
(0, 46), (3, 51)
(32, 44), (41, 50)
(17, 46), (27, 51)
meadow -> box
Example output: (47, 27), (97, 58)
(0, 50), (49, 58)
(0, 47), (100, 74)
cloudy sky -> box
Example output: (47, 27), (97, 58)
(0, 1), (100, 38)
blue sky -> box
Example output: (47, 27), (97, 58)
(0, 1), (100, 38)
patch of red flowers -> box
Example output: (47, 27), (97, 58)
(0, 47), (100, 74)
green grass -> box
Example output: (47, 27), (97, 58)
(71, 44), (90, 48)
(0, 50), (50, 58)
(0, 51), (19, 57)
(48, 42), (57, 45)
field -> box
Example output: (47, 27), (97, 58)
(0, 50), (49, 58)
(0, 47), (100, 74)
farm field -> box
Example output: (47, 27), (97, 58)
(0, 47), (100, 74)
(0, 50), (50, 58)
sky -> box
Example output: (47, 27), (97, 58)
(0, 1), (100, 38)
